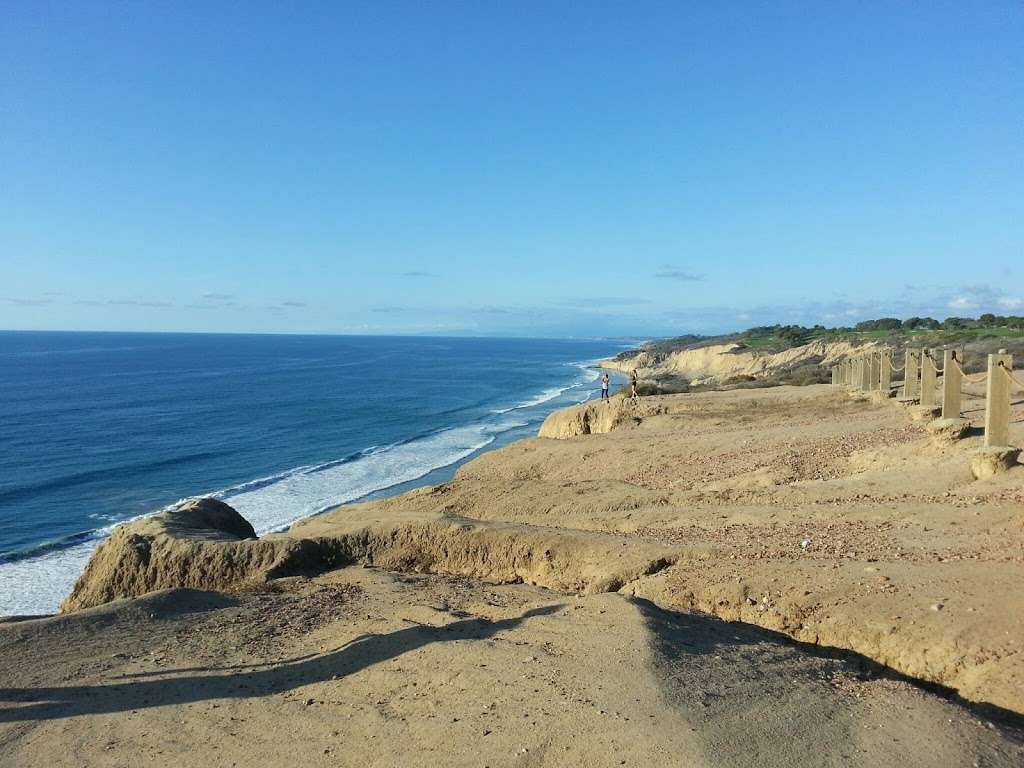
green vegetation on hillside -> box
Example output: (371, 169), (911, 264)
(616, 313), (1024, 395)
(618, 316), (1024, 363)
(737, 315), (1024, 354)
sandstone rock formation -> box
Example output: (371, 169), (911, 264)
(969, 446), (1022, 479)
(60, 498), (300, 612)
(908, 404), (943, 422)
(538, 396), (646, 439)
(603, 339), (875, 386)
(61, 499), (687, 612)
(925, 417), (971, 444)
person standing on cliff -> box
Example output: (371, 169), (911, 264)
(630, 369), (639, 403)
(600, 372), (610, 401)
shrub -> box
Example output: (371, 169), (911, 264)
(856, 318), (902, 331)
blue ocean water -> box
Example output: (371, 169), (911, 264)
(0, 331), (627, 615)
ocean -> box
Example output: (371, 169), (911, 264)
(0, 331), (628, 616)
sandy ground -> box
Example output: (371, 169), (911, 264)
(323, 384), (1024, 712)
(2, 570), (1021, 768)
(2, 382), (1023, 766)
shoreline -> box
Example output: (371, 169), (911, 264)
(0, 360), (625, 617)
(48, 381), (1024, 714)
(4, 382), (1024, 765)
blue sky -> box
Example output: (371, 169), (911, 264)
(2, 2), (1021, 337)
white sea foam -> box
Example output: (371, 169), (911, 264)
(0, 360), (614, 617)
(0, 417), (527, 616)
(215, 417), (526, 536)
(492, 361), (603, 414)
(573, 362), (601, 384)
(491, 385), (568, 413)
(0, 540), (101, 617)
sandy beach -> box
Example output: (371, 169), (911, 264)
(2, 382), (1022, 766)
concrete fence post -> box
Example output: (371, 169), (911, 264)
(904, 349), (920, 400)
(869, 353), (881, 391)
(941, 349), (962, 419)
(984, 351), (1013, 447)
(880, 349), (892, 393)
(920, 349), (937, 407)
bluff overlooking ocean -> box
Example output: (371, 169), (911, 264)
(0, 332), (626, 615)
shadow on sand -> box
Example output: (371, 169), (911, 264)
(634, 597), (1024, 739)
(0, 604), (563, 722)
(3, 591), (1023, 750)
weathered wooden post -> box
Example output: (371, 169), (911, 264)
(830, 366), (836, 386)
(860, 355), (871, 391)
(868, 353), (880, 391)
(880, 349), (892, 394)
(984, 351), (1013, 447)
(920, 349), (937, 407)
(941, 349), (962, 419)
(903, 348), (920, 400)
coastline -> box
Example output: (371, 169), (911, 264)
(50, 382), (1024, 713)
(598, 338), (873, 384)
(0, 358), (625, 616)
(4, 381), (1024, 765)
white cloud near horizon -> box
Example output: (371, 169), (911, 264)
(4, 281), (1022, 337)
(654, 269), (704, 281)
(0, 296), (52, 306)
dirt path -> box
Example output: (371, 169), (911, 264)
(2, 570), (1021, 767)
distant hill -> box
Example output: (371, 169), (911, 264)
(607, 315), (1024, 395)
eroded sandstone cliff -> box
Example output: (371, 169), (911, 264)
(603, 338), (876, 385)
(61, 499), (685, 612)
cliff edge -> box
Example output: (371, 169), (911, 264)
(603, 338), (874, 386)
(538, 395), (650, 438)
(53, 382), (1024, 716)
(61, 499), (299, 612)
(61, 498), (687, 613)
